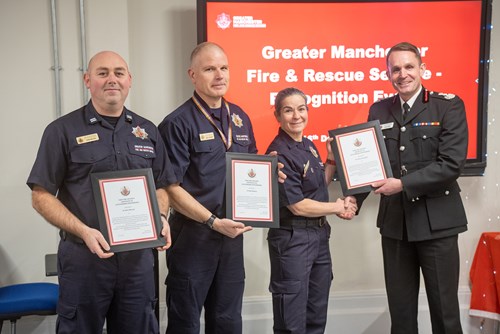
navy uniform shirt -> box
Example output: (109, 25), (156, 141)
(266, 128), (328, 220)
(27, 101), (176, 230)
(158, 92), (257, 218)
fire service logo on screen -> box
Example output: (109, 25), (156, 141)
(216, 13), (266, 29)
(216, 13), (231, 29)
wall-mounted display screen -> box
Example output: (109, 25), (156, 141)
(198, 0), (492, 175)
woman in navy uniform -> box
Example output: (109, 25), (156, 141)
(265, 87), (357, 334)
(356, 42), (468, 333)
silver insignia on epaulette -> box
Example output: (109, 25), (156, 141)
(438, 93), (455, 99)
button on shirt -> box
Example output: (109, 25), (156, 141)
(27, 101), (176, 230)
(158, 92), (257, 217)
(266, 128), (328, 220)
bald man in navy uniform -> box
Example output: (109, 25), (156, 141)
(356, 42), (468, 334)
(27, 51), (174, 333)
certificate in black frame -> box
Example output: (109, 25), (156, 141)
(225, 152), (279, 228)
(329, 120), (393, 196)
(91, 168), (166, 253)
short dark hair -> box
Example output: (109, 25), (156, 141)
(274, 87), (308, 116)
(386, 42), (422, 66)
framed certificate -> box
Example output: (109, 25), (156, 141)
(225, 153), (279, 228)
(91, 168), (166, 253)
(329, 120), (393, 196)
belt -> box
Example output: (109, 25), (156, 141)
(280, 216), (327, 228)
(60, 230), (84, 244)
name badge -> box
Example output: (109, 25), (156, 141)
(380, 122), (394, 130)
(76, 133), (99, 144)
(199, 132), (215, 141)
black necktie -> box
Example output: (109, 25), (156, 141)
(402, 102), (410, 120)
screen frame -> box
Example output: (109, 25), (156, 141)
(197, 0), (492, 176)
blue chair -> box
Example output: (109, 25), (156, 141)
(0, 282), (58, 334)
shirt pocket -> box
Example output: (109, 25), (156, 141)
(127, 140), (157, 168)
(127, 141), (157, 159)
(70, 144), (112, 163)
(70, 145), (113, 167)
(192, 139), (225, 173)
(69, 144), (114, 174)
(301, 171), (320, 193)
(409, 126), (441, 161)
(193, 139), (217, 153)
(231, 134), (252, 153)
(231, 140), (251, 153)
(381, 128), (399, 165)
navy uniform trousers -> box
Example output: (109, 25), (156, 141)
(382, 234), (462, 334)
(165, 213), (244, 334)
(267, 223), (332, 334)
(56, 238), (158, 334)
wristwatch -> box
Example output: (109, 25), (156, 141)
(203, 214), (217, 229)
(325, 158), (336, 166)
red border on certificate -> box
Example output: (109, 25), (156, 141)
(225, 153), (280, 228)
(91, 168), (166, 253)
(329, 120), (392, 196)
(99, 176), (158, 246)
(335, 127), (387, 190)
(231, 160), (273, 222)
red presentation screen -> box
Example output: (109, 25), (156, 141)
(198, 0), (491, 175)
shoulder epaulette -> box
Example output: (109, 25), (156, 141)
(428, 91), (457, 101)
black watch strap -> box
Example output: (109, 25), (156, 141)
(203, 214), (217, 229)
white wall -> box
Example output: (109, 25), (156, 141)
(0, 0), (499, 333)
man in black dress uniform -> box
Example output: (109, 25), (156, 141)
(356, 41), (468, 334)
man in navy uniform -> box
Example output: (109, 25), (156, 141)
(27, 51), (175, 333)
(356, 42), (468, 333)
(158, 42), (256, 334)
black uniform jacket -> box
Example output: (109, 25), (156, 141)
(357, 88), (468, 241)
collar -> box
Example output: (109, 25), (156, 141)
(193, 91), (226, 114)
(84, 100), (132, 125)
(399, 86), (423, 109)
(210, 106), (222, 120)
(278, 128), (306, 150)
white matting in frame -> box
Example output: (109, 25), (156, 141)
(91, 168), (166, 252)
(225, 152), (279, 228)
